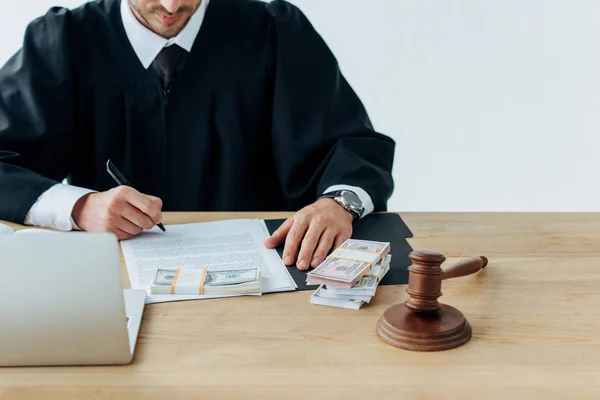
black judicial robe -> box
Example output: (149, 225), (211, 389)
(0, 0), (396, 224)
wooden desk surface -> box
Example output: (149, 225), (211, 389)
(1, 212), (600, 400)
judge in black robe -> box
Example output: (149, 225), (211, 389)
(0, 0), (395, 268)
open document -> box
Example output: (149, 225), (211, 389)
(120, 219), (297, 304)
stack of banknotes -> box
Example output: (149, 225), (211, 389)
(308, 239), (392, 310)
(150, 267), (261, 296)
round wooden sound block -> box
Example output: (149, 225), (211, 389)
(376, 303), (472, 352)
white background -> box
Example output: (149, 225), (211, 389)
(2, 0), (598, 212)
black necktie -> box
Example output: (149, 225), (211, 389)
(152, 44), (186, 94)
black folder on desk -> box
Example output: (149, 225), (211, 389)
(264, 213), (414, 291)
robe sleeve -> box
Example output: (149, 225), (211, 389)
(0, 8), (76, 223)
(266, 1), (396, 212)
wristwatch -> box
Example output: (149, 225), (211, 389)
(319, 190), (365, 221)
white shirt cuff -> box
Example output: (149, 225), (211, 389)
(24, 184), (96, 231)
(323, 185), (374, 218)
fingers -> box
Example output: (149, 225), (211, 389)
(73, 187), (163, 239)
(266, 201), (354, 269)
(104, 187), (162, 238)
(282, 215), (309, 266)
(114, 227), (135, 241)
(264, 217), (293, 249)
(310, 229), (336, 268)
(333, 233), (348, 251)
(121, 202), (155, 230)
(115, 215), (144, 236)
(122, 187), (163, 224)
(296, 222), (326, 271)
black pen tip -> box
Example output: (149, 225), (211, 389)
(157, 223), (166, 232)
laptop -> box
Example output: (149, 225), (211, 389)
(0, 232), (145, 366)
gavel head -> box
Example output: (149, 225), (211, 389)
(405, 250), (446, 314)
(404, 250), (488, 314)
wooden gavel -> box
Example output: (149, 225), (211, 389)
(376, 250), (488, 352)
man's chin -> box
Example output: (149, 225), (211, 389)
(150, 24), (185, 39)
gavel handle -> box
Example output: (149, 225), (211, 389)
(441, 256), (488, 280)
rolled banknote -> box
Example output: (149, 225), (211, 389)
(151, 267), (261, 295)
(306, 257), (372, 288)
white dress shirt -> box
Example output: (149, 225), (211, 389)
(24, 0), (374, 230)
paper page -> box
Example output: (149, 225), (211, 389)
(120, 219), (297, 304)
(0, 223), (14, 235)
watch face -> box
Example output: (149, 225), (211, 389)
(341, 191), (362, 209)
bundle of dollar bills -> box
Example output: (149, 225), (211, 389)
(150, 267), (261, 296)
(306, 239), (390, 287)
(308, 239), (391, 310)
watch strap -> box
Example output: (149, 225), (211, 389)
(319, 190), (363, 220)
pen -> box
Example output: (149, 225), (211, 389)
(106, 159), (166, 232)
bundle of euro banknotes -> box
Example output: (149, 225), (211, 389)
(308, 239), (392, 310)
(150, 267), (262, 296)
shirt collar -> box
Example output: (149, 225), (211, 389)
(121, 0), (209, 69)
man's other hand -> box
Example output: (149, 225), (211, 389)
(264, 199), (354, 270)
(72, 186), (163, 240)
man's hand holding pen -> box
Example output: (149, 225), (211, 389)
(71, 160), (164, 240)
(72, 186), (163, 240)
